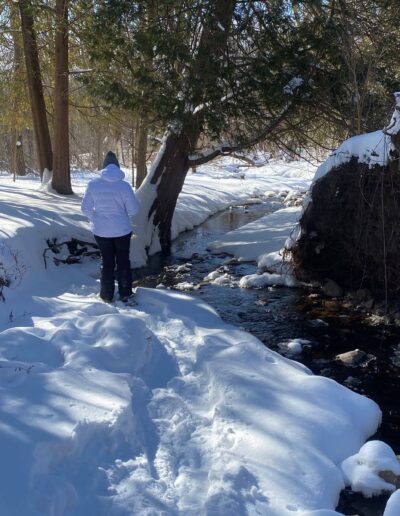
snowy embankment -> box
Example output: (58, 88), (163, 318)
(132, 159), (314, 266)
(171, 159), (314, 239)
(208, 207), (301, 288)
(208, 207), (300, 263)
(0, 160), (396, 515)
(0, 288), (382, 515)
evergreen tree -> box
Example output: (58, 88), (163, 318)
(80, 0), (345, 261)
(310, 0), (400, 140)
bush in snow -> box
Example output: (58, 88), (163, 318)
(0, 242), (25, 300)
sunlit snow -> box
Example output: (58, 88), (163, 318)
(0, 159), (394, 515)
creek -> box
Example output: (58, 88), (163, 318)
(132, 197), (400, 516)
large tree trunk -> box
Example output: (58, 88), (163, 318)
(135, 117), (148, 188)
(132, 0), (235, 266)
(149, 128), (200, 249)
(18, 0), (52, 178)
(11, 133), (26, 177)
(10, 6), (26, 177)
(52, 0), (72, 194)
(132, 128), (199, 266)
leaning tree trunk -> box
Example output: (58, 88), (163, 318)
(149, 128), (200, 248)
(132, 127), (200, 266)
(132, 0), (236, 266)
(18, 0), (52, 178)
(52, 0), (72, 194)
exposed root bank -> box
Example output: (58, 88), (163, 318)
(292, 157), (400, 299)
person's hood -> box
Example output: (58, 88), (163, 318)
(101, 164), (125, 182)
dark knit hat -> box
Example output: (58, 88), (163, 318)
(103, 151), (120, 168)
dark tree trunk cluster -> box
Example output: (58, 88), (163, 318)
(10, 4), (26, 177)
(135, 117), (148, 189)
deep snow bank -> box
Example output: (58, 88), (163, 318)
(0, 287), (381, 515)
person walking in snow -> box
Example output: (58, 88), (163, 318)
(81, 151), (139, 303)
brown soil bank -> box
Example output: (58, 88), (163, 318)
(292, 157), (400, 298)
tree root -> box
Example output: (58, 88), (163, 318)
(43, 237), (100, 268)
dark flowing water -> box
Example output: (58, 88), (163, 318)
(133, 198), (400, 516)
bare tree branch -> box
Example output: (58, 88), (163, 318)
(188, 101), (296, 166)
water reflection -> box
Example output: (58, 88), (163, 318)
(172, 201), (278, 258)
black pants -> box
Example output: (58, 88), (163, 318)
(94, 232), (132, 301)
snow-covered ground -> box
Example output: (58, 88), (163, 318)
(0, 159), (398, 515)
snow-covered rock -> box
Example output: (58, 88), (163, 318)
(384, 489), (400, 515)
(204, 269), (236, 286)
(174, 281), (196, 291)
(283, 338), (311, 356)
(340, 441), (400, 497)
(336, 349), (367, 367)
(239, 271), (297, 289)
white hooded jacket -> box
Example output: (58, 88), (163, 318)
(81, 164), (139, 237)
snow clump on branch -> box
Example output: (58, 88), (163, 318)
(283, 76), (304, 95)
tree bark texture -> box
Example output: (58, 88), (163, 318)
(52, 0), (72, 194)
(148, 128), (200, 251)
(135, 117), (148, 188)
(18, 0), (53, 177)
(11, 7), (26, 176)
(11, 133), (26, 177)
(130, 124), (136, 186)
(96, 127), (103, 170)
